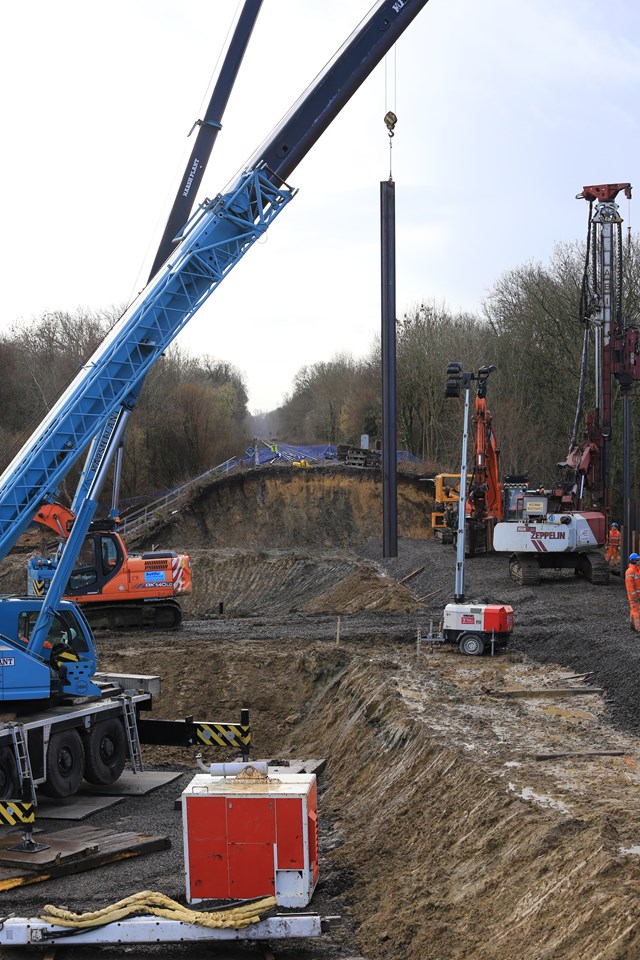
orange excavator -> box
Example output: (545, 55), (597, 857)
(434, 364), (503, 556)
(28, 503), (191, 629)
(465, 364), (503, 554)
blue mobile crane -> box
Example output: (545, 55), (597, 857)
(0, 0), (431, 796)
(26, 0), (264, 632)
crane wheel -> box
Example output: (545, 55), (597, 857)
(83, 718), (127, 785)
(459, 632), (485, 656)
(0, 747), (19, 802)
(41, 729), (85, 798)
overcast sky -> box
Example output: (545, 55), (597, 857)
(1, 0), (638, 413)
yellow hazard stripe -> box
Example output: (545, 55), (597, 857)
(32, 580), (46, 596)
(0, 802), (35, 826)
(196, 724), (251, 748)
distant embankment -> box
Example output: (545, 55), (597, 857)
(137, 464), (433, 551)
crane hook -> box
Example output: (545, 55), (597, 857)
(384, 111), (397, 138)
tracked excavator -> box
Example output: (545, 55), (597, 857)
(494, 183), (640, 585)
(28, 503), (191, 629)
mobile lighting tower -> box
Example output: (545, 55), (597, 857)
(439, 363), (514, 656)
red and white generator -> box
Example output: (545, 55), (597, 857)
(182, 767), (318, 907)
(442, 601), (514, 656)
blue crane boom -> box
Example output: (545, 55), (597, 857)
(147, 0), (264, 281)
(0, 0), (430, 675)
(71, 0), (264, 526)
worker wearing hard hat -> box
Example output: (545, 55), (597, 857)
(606, 522), (621, 565)
(626, 553), (640, 632)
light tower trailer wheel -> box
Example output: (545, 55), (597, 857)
(458, 632), (485, 656)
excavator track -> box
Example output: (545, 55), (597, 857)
(576, 551), (610, 585)
(508, 554), (541, 586)
(81, 599), (183, 631)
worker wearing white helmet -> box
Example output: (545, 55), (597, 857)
(626, 553), (640, 632)
(606, 521), (621, 565)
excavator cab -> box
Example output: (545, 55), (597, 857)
(65, 532), (124, 595)
(502, 477), (529, 522)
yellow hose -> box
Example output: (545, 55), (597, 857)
(41, 891), (276, 929)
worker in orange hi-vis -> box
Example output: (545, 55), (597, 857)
(606, 521), (621, 564)
(625, 553), (640, 632)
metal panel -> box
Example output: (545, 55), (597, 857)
(0, 914), (324, 945)
(276, 797), (304, 869)
(229, 842), (275, 898)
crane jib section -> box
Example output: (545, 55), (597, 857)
(0, 165), (295, 562)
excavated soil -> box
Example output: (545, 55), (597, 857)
(4, 467), (640, 959)
(135, 464), (431, 550)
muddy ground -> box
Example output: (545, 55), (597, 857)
(4, 530), (640, 960)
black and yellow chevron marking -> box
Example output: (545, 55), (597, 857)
(197, 723), (251, 749)
(0, 802), (35, 826)
(32, 579), (46, 597)
(57, 648), (79, 662)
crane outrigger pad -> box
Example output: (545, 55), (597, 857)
(0, 825), (169, 889)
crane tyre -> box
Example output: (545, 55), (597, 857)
(0, 747), (19, 801)
(83, 718), (127, 785)
(41, 729), (85, 798)
(459, 632), (485, 657)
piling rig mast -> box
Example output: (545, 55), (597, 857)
(494, 183), (638, 585)
(558, 183), (635, 514)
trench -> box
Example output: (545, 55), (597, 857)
(92, 627), (640, 960)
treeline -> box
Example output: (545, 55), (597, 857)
(0, 309), (250, 504)
(1, 237), (639, 514)
(273, 238), (640, 507)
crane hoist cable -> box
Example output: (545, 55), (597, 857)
(384, 44), (397, 178)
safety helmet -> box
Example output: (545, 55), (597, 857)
(611, 522), (618, 528)
(630, 553), (640, 563)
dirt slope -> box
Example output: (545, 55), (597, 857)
(134, 464), (432, 551)
(179, 548), (422, 618)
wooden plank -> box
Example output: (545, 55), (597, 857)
(416, 588), (442, 602)
(534, 751), (626, 761)
(486, 687), (604, 699)
(399, 566), (425, 584)
(0, 827), (169, 890)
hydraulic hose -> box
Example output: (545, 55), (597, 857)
(41, 891), (276, 931)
